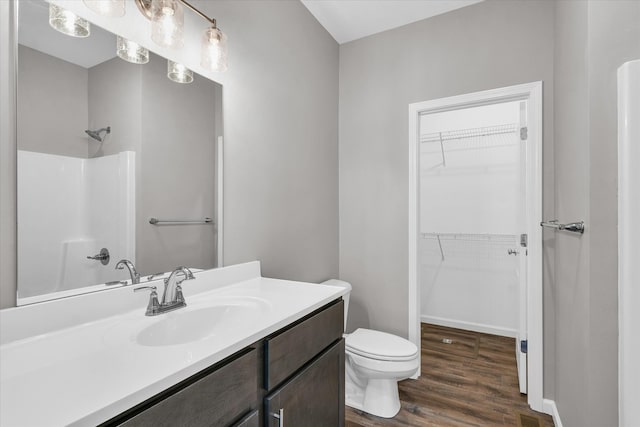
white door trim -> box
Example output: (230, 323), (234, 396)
(408, 81), (544, 412)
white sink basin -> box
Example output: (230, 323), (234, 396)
(129, 296), (271, 347)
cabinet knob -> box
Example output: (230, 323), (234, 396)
(272, 408), (284, 427)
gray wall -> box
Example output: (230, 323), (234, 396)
(554, 1), (640, 426)
(553, 2), (589, 423)
(138, 53), (218, 275)
(197, 1), (340, 282)
(18, 45), (88, 158)
(88, 56), (141, 158)
(338, 0), (556, 394)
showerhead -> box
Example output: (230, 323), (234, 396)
(85, 126), (111, 142)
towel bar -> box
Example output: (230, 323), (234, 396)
(149, 217), (213, 225)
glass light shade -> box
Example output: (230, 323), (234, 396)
(151, 0), (184, 48)
(201, 27), (228, 72)
(82, 0), (125, 17)
(49, 4), (90, 38)
(117, 36), (149, 64)
(167, 60), (193, 84)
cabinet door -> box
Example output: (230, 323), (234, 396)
(264, 339), (345, 427)
(112, 348), (258, 427)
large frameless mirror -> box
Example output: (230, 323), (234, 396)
(16, 0), (223, 305)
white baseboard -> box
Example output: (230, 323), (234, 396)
(421, 315), (517, 338)
(542, 399), (563, 427)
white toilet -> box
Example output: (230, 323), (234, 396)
(322, 279), (419, 418)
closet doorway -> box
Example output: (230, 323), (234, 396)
(408, 82), (543, 412)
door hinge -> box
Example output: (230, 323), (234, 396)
(520, 340), (528, 354)
(520, 126), (528, 140)
(520, 233), (528, 248)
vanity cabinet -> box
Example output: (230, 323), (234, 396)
(101, 299), (344, 427)
(105, 348), (259, 427)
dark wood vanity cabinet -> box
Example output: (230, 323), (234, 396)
(102, 299), (344, 427)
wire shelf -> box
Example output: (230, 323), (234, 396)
(420, 233), (518, 261)
(421, 232), (516, 243)
(420, 123), (519, 155)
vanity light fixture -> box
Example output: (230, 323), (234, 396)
(167, 60), (194, 84)
(116, 36), (150, 64)
(136, 0), (228, 72)
(49, 4), (91, 38)
(82, 0), (126, 18)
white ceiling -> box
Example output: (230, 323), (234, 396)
(19, 0), (117, 69)
(301, 0), (483, 44)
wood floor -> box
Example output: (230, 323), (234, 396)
(345, 323), (554, 427)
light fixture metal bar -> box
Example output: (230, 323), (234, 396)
(135, 0), (217, 27)
(179, 0), (216, 27)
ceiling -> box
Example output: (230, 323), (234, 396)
(301, 0), (483, 44)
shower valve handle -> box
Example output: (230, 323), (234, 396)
(87, 248), (110, 265)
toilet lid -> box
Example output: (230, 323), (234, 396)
(345, 328), (418, 362)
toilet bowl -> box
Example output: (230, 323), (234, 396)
(321, 280), (419, 418)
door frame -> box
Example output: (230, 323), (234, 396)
(407, 81), (543, 412)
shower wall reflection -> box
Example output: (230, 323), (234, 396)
(18, 151), (135, 299)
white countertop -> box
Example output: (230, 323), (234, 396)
(0, 263), (345, 427)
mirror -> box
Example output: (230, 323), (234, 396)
(16, 0), (223, 305)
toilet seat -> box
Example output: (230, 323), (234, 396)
(346, 328), (418, 362)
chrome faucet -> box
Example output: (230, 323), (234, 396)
(133, 266), (195, 316)
(162, 266), (195, 306)
(115, 259), (141, 284)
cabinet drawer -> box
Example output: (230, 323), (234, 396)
(264, 339), (345, 427)
(113, 348), (258, 427)
(264, 299), (343, 390)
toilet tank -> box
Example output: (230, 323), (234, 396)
(321, 279), (351, 332)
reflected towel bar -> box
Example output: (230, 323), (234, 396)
(540, 220), (584, 234)
(149, 217), (213, 225)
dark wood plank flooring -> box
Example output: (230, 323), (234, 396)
(346, 323), (554, 427)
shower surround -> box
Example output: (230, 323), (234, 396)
(17, 150), (135, 301)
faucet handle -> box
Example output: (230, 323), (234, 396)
(175, 284), (185, 304)
(134, 286), (160, 316)
(177, 266), (196, 282)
